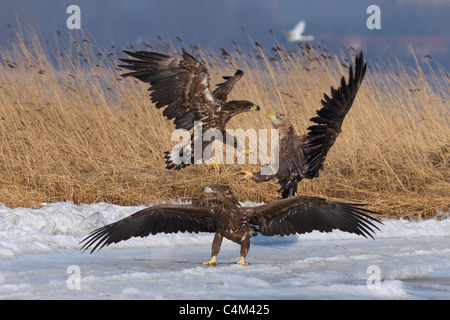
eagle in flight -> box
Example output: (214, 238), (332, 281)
(81, 184), (381, 266)
(239, 52), (367, 198)
(119, 49), (260, 170)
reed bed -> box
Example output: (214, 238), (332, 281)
(0, 26), (448, 218)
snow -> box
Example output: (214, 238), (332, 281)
(0, 201), (449, 299)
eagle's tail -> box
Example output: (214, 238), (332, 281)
(163, 144), (193, 170)
(279, 179), (299, 199)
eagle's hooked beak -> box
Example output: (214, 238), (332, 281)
(266, 113), (276, 120)
(250, 105), (260, 111)
(201, 186), (215, 194)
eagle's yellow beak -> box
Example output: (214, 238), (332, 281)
(249, 105), (260, 111)
(201, 186), (214, 194)
(266, 113), (276, 120)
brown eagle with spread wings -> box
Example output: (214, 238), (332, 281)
(119, 49), (260, 170)
(239, 52), (367, 198)
(81, 184), (382, 266)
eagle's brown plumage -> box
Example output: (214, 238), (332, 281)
(119, 50), (260, 170)
(80, 184), (382, 266)
(240, 51), (367, 198)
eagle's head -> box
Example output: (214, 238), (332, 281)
(266, 113), (293, 129)
(201, 184), (238, 204)
(226, 100), (260, 114)
(201, 184), (230, 195)
(266, 113), (294, 139)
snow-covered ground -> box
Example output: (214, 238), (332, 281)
(0, 201), (449, 299)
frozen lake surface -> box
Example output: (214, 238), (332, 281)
(0, 202), (449, 299)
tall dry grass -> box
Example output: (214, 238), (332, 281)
(0, 26), (448, 218)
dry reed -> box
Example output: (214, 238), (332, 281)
(0, 26), (448, 218)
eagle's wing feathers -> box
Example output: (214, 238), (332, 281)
(212, 69), (244, 102)
(249, 195), (381, 238)
(80, 204), (216, 253)
(302, 51), (367, 178)
(119, 50), (218, 130)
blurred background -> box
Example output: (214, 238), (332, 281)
(0, 0), (449, 68)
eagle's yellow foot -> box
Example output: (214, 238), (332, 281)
(202, 256), (218, 266)
(236, 257), (250, 266)
(236, 169), (253, 180)
(208, 161), (222, 173)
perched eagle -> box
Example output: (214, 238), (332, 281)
(81, 184), (382, 266)
(119, 49), (260, 170)
(239, 51), (367, 198)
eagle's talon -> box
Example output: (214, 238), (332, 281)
(236, 257), (249, 266)
(202, 256), (218, 266)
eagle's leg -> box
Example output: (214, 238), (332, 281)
(236, 237), (250, 266)
(203, 139), (221, 173)
(203, 233), (223, 266)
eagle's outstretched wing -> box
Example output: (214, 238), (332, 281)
(302, 51), (367, 178)
(81, 204), (216, 253)
(119, 49), (219, 130)
(249, 194), (381, 238)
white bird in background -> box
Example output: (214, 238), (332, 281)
(285, 20), (315, 42)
